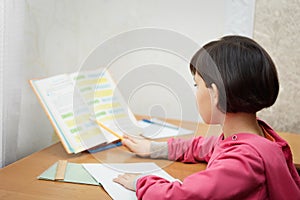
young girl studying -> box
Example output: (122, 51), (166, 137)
(113, 35), (300, 199)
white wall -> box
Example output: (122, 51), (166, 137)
(254, 0), (300, 133)
(16, 0), (255, 160)
(76, 0), (227, 125)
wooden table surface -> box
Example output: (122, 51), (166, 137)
(0, 119), (299, 200)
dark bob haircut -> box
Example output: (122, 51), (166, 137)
(190, 35), (279, 113)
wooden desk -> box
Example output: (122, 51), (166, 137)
(0, 120), (299, 200)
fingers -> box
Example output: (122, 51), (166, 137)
(113, 173), (139, 191)
(122, 136), (143, 151)
(113, 173), (140, 181)
(113, 174), (125, 183)
(113, 176), (125, 188)
(113, 174), (126, 185)
(123, 135), (139, 144)
(114, 174), (127, 180)
(122, 138), (136, 151)
(121, 135), (151, 157)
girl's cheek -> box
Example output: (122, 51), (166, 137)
(196, 91), (208, 123)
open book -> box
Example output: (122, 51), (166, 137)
(30, 69), (142, 154)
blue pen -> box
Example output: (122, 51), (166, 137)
(142, 119), (179, 130)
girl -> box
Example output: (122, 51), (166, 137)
(113, 35), (300, 199)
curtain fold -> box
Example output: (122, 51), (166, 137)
(0, 0), (3, 168)
(0, 0), (25, 167)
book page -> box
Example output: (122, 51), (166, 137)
(31, 74), (107, 153)
(83, 162), (177, 200)
(71, 69), (143, 143)
(31, 69), (142, 153)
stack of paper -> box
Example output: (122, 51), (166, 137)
(39, 162), (177, 200)
(38, 162), (99, 185)
(83, 162), (177, 200)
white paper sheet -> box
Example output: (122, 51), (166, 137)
(139, 118), (193, 139)
(83, 162), (177, 200)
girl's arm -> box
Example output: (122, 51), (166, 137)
(136, 144), (265, 200)
(114, 135), (219, 192)
(167, 135), (219, 163)
(122, 135), (219, 163)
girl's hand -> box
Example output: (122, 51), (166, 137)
(113, 173), (141, 191)
(122, 135), (151, 157)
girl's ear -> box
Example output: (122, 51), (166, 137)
(209, 83), (224, 124)
(210, 83), (219, 107)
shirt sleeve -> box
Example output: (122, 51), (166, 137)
(136, 144), (265, 200)
(167, 135), (219, 163)
(149, 141), (168, 159)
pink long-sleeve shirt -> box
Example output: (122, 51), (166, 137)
(136, 120), (300, 199)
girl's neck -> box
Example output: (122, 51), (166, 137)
(222, 112), (264, 138)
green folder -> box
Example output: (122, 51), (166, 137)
(38, 162), (99, 186)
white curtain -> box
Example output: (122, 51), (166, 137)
(0, 0), (25, 167)
(224, 0), (256, 37)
